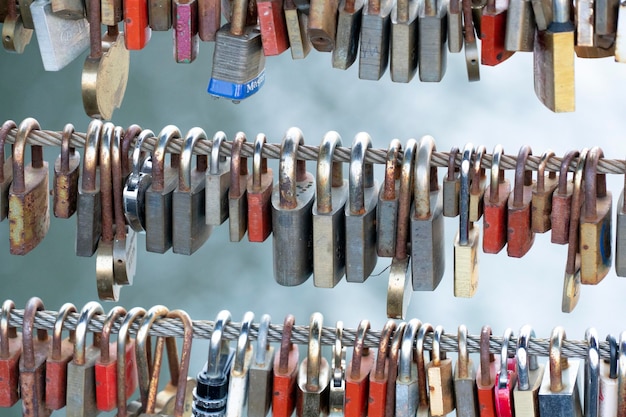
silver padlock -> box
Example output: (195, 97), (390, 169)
(585, 328), (600, 417)
(206, 131), (231, 226)
(329, 322), (345, 417)
(513, 325), (545, 417)
(599, 335), (618, 417)
(226, 312), (254, 417)
(418, 0), (447, 81)
(345, 132), (379, 283)
(229, 132), (249, 242)
(390, 0), (419, 82)
(395, 318), (421, 417)
(359, 0), (394, 80)
(248, 314), (274, 417)
(377, 139), (401, 258)
(616, 166), (626, 276)
(296, 313), (330, 417)
(454, 325), (479, 417)
(124, 129), (154, 233)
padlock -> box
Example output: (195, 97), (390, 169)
(415, 322), (434, 416)
(562, 149), (588, 313)
(145, 125), (181, 254)
(538, 327), (583, 417)
(390, 0), (419, 82)
(596, 0), (618, 38)
(9, 117), (49, 255)
(531, 0), (551, 29)
(448, 0), (463, 52)
(377, 139), (401, 258)
(584, 328), (600, 417)
(495, 328), (517, 417)
(480, 0), (514, 64)
(148, 0), (171, 31)
(533, 0), (575, 112)
(124, 129), (154, 233)
(418, 0), (447, 81)
(257, 0), (289, 55)
(45, 303), (76, 410)
(471, 0), (486, 35)
(228, 132), (249, 242)
(20, 298), (52, 417)
(208, 0), (265, 100)
(53, 124), (80, 219)
(483, 145), (510, 254)
(580, 147), (612, 285)
(101, 0), (123, 25)
(443, 147), (460, 218)
(247, 133), (273, 242)
(411, 135), (445, 291)
(173, 0), (199, 63)
(463, 0), (481, 81)
(384, 322), (405, 417)
(206, 131), (230, 227)
(454, 144), (480, 298)
(224, 312), (254, 417)
(504, 0), (535, 51)
(77, 119), (103, 257)
(551, 150), (579, 245)
(345, 320), (375, 417)
(198, 0), (220, 40)
(50, 0), (84, 19)
(573, 0), (615, 57)
(272, 127), (315, 286)
(313, 131), (348, 287)
(0, 121), (16, 222)
(599, 335), (618, 417)
(124, 0), (151, 49)
(359, 0), (393, 80)
(66, 301), (104, 417)
(469, 145), (487, 223)
(454, 325), (479, 417)
(116, 307), (146, 417)
(0, 300), (21, 408)
(329, 321), (346, 417)
(346, 132), (379, 283)
(2, 0), (33, 54)
(296, 313), (330, 417)
(332, 0), (364, 69)
(284, 0), (311, 59)
(386, 138), (416, 319)
(172, 127), (211, 255)
(273, 315), (299, 417)
(507, 145), (535, 258)
(307, 0), (338, 50)
(367, 320), (396, 417)
(426, 326), (455, 416)
(476, 325), (498, 417)
(248, 315), (274, 417)
(531, 150), (558, 233)
(395, 319), (421, 417)
(513, 325), (545, 417)
(193, 310), (235, 417)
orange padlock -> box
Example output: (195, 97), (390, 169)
(345, 320), (375, 417)
(124, 0), (152, 49)
(507, 145), (535, 258)
(273, 315), (299, 417)
(0, 300), (21, 408)
(476, 325), (498, 417)
(247, 133), (273, 242)
(551, 150), (579, 245)
(483, 144), (510, 254)
(257, 0), (290, 55)
(45, 303), (76, 410)
(480, 0), (514, 65)
(368, 320), (397, 417)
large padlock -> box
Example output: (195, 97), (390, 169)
(297, 313), (330, 417)
(367, 320), (396, 417)
(0, 121), (16, 222)
(513, 325), (545, 417)
(551, 150), (579, 245)
(332, 0), (364, 69)
(395, 319), (421, 417)
(476, 325), (498, 417)
(483, 145), (510, 254)
(9, 118), (49, 255)
(0, 300), (21, 407)
(145, 125), (181, 254)
(45, 303), (76, 411)
(469, 145), (487, 223)
(115, 307), (146, 417)
(95, 306), (128, 412)
(77, 119), (103, 257)
(580, 147), (612, 285)
(228, 132), (249, 242)
(418, 0), (448, 81)
(390, 0), (419, 82)
(345, 320), (374, 417)
(225, 312), (255, 417)
(454, 325), (479, 417)
(599, 335), (618, 416)
(313, 131), (348, 288)
(415, 322), (434, 416)
(359, 0), (394, 80)
(538, 327), (583, 417)
(247, 134), (274, 243)
(531, 150), (558, 233)
(584, 328), (600, 417)
(172, 127), (212, 255)
(377, 139), (401, 258)
(272, 127), (315, 286)
(427, 326), (455, 416)
(495, 328), (518, 417)
(248, 315), (274, 417)
(53, 124), (80, 219)
(507, 145), (535, 258)
(411, 135), (444, 291)
(346, 132), (379, 283)
(273, 315), (299, 417)
(443, 147), (460, 218)
(329, 321), (346, 417)
(206, 131), (230, 227)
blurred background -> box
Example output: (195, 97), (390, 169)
(0, 27), (625, 416)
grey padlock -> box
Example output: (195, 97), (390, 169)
(359, 0), (394, 80)
(123, 129), (154, 233)
(345, 132), (379, 283)
(395, 318), (421, 417)
(390, 0), (419, 82)
(418, 0), (448, 82)
(505, 0), (535, 51)
(332, 0), (364, 69)
(296, 313), (330, 417)
(226, 312), (255, 417)
(376, 139), (401, 258)
(329, 322), (345, 416)
(206, 131), (231, 226)
(229, 132), (249, 242)
(454, 325), (479, 417)
(248, 315), (274, 417)
(272, 127), (315, 286)
(448, 0), (463, 52)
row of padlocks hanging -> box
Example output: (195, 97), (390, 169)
(0, 117), (623, 314)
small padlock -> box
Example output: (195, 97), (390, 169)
(513, 325), (545, 417)
(2, 0), (33, 54)
(273, 315), (299, 417)
(507, 145), (535, 258)
(367, 320), (396, 417)
(53, 124), (80, 218)
(390, 0), (419, 82)
(476, 325), (498, 417)
(297, 313), (330, 417)
(384, 322), (405, 417)
(0, 121), (16, 222)
(495, 328), (518, 417)
(483, 145), (510, 254)
(415, 322), (434, 416)
(272, 127), (315, 286)
(538, 327), (583, 417)
(172, 128), (212, 255)
(454, 325), (479, 417)
(346, 132), (379, 283)
(443, 147), (460, 218)
(124, 0), (151, 49)
(124, 129), (154, 233)
(329, 321), (345, 417)
(585, 328), (600, 417)
(469, 146), (487, 223)
(228, 132), (249, 242)
(197, 0), (220, 40)
(9, 117), (49, 255)
(332, 0), (364, 69)
(345, 320), (374, 417)
(447, 0), (463, 52)
(463, 0), (481, 81)
(480, 0), (514, 65)
(504, 0), (535, 51)
(313, 131), (348, 287)
(115, 307), (146, 417)
(580, 147), (612, 285)
(45, 303), (76, 410)
(418, 0), (448, 81)
(206, 131), (230, 227)
(307, 0), (338, 50)
(359, 0), (394, 80)
(257, 0), (290, 55)
(225, 312), (254, 417)
(284, 0), (311, 59)
(145, 125), (181, 254)
(411, 135), (445, 291)
(454, 144), (480, 298)
(427, 326), (455, 416)
(0, 300), (21, 408)
(599, 335), (618, 416)
(173, 0), (199, 63)
(395, 319), (421, 417)
(551, 150), (579, 245)
(248, 315), (274, 417)
(531, 150), (558, 233)
(66, 301), (104, 417)
(377, 139), (402, 258)
(247, 134), (274, 242)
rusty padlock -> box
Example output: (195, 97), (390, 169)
(0, 300), (21, 408)
(483, 145), (510, 254)
(45, 303), (76, 410)
(0, 120), (16, 222)
(368, 320), (397, 417)
(345, 320), (375, 417)
(507, 145), (535, 258)
(247, 133), (274, 243)
(273, 315), (299, 417)
(551, 150), (579, 245)
(377, 139), (402, 258)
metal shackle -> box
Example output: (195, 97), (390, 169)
(316, 131), (343, 213)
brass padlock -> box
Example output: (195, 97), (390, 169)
(426, 326), (455, 416)
(531, 150), (558, 233)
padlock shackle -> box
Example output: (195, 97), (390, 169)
(167, 309), (194, 417)
(0, 120), (16, 183)
(0, 300), (17, 358)
(279, 128), (305, 209)
(332, 321), (345, 384)
(374, 320), (396, 380)
(447, 147), (459, 181)
(583, 147), (606, 218)
(414, 135), (437, 219)
(179, 127), (208, 191)
(255, 314), (272, 365)
(536, 150), (556, 193)
(470, 145), (486, 195)
(565, 149), (588, 275)
(584, 327), (600, 417)
(99, 306), (126, 364)
(516, 325), (537, 391)
(229, 132), (248, 198)
(22, 297), (48, 370)
(253, 133), (268, 191)
(349, 132), (374, 214)
(557, 150), (579, 195)
(152, 125), (182, 191)
(51, 303), (77, 361)
(60, 124), (75, 173)
(100, 123), (115, 244)
(396, 138), (417, 260)
(111, 125), (129, 241)
(136, 304), (169, 407)
(278, 314), (295, 373)
(459, 143), (474, 245)
(497, 328), (513, 388)
(73, 301), (104, 366)
(306, 312), (324, 389)
(210, 131), (228, 176)
(462, 0), (477, 42)
(117, 307), (146, 415)
(82, 120), (103, 192)
(349, 320), (370, 380)
(122, 125), (143, 177)
(398, 318), (421, 381)
(480, 325), (494, 386)
(457, 325), (470, 379)
(382, 139), (401, 201)
(233, 311), (254, 375)
(416, 323), (434, 406)
(513, 145), (532, 207)
(549, 326), (566, 392)
(132, 129), (155, 179)
(316, 131), (342, 213)
(146, 334), (166, 414)
(230, 0), (248, 35)
(12, 118), (42, 194)
(607, 334), (618, 379)
(489, 145), (504, 202)
(208, 310), (232, 377)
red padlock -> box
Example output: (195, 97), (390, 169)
(368, 320), (397, 417)
(247, 133), (274, 242)
(257, 0), (290, 55)
(273, 315), (299, 417)
(385, 322), (406, 417)
(507, 145), (535, 258)
(483, 144), (511, 254)
(343, 320), (373, 417)
(124, 0), (152, 49)
(0, 300), (21, 408)
(45, 303), (76, 410)
(495, 328), (518, 417)
(480, 0), (514, 65)
(551, 150), (579, 245)
(476, 325), (498, 417)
